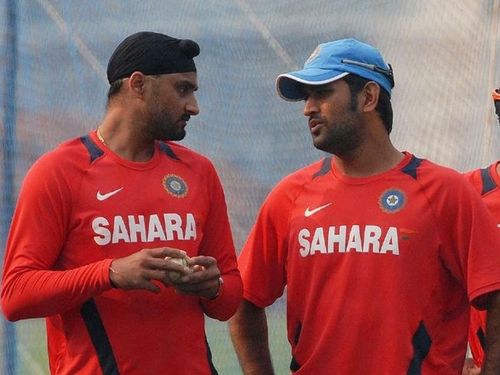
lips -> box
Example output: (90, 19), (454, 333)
(308, 118), (323, 134)
(178, 115), (190, 127)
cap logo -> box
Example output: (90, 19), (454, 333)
(305, 45), (322, 65)
(163, 174), (188, 198)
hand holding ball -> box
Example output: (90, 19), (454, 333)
(166, 256), (191, 283)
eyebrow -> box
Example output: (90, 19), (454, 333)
(177, 79), (198, 91)
(303, 83), (335, 93)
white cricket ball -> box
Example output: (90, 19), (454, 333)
(167, 256), (189, 283)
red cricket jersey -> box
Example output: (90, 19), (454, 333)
(238, 153), (500, 374)
(465, 161), (500, 368)
(1, 131), (242, 375)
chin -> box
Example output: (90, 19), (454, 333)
(159, 132), (186, 142)
(312, 137), (328, 152)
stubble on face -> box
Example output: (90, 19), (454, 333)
(146, 81), (187, 141)
(313, 96), (364, 157)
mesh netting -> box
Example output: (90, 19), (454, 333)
(1, 1), (499, 374)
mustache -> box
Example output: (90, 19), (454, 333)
(308, 115), (323, 122)
(181, 114), (191, 122)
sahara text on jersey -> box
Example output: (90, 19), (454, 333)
(92, 213), (197, 245)
(298, 225), (401, 256)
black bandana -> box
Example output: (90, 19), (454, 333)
(106, 31), (200, 84)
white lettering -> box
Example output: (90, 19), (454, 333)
(346, 225), (362, 253)
(298, 229), (311, 257)
(93, 217), (110, 245)
(363, 225), (382, 253)
(184, 214), (196, 240)
(164, 214), (182, 240)
(128, 215), (146, 242)
(310, 228), (327, 255)
(92, 213), (197, 246)
(380, 227), (399, 254)
(296, 225), (400, 257)
(148, 214), (167, 242)
(112, 216), (130, 243)
(327, 226), (346, 253)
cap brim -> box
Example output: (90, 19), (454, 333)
(276, 69), (349, 101)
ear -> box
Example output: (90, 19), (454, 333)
(127, 71), (147, 97)
(360, 81), (380, 113)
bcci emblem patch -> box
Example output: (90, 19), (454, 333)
(379, 189), (406, 213)
(163, 174), (188, 198)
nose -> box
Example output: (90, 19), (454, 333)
(186, 95), (200, 116)
(303, 97), (318, 117)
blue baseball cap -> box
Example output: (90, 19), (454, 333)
(276, 38), (394, 101)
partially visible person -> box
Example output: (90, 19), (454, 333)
(1, 31), (242, 374)
(229, 38), (500, 374)
(463, 88), (500, 375)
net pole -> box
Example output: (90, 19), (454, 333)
(2, 0), (18, 374)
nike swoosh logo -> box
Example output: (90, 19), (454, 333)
(97, 187), (123, 201)
(304, 203), (332, 217)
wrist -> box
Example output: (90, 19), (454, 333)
(208, 277), (223, 300)
(109, 264), (119, 288)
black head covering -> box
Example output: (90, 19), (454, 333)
(107, 31), (200, 84)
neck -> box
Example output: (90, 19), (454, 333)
(97, 108), (155, 162)
(332, 136), (404, 178)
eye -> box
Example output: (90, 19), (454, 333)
(177, 82), (198, 97)
(316, 88), (333, 97)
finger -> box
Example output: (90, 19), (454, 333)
(188, 256), (216, 267)
(191, 265), (205, 272)
(164, 259), (192, 276)
(181, 266), (218, 284)
(145, 257), (190, 273)
(177, 270), (219, 289)
(136, 279), (162, 294)
(146, 247), (187, 259)
(138, 270), (171, 288)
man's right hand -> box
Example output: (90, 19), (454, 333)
(109, 247), (191, 293)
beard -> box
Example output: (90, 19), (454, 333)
(147, 91), (187, 141)
(312, 108), (363, 157)
(150, 110), (187, 141)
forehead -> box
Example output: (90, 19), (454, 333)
(303, 79), (346, 93)
(158, 72), (198, 88)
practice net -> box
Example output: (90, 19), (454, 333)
(1, 1), (499, 374)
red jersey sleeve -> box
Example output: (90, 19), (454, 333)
(464, 163), (500, 368)
(431, 170), (500, 308)
(238, 170), (306, 307)
(1, 148), (113, 321)
(198, 163), (242, 320)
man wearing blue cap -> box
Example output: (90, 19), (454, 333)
(230, 38), (500, 374)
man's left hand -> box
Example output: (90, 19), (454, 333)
(174, 256), (221, 299)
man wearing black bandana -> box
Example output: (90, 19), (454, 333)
(1, 31), (242, 375)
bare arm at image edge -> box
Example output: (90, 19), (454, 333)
(482, 291), (500, 374)
(229, 299), (275, 375)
